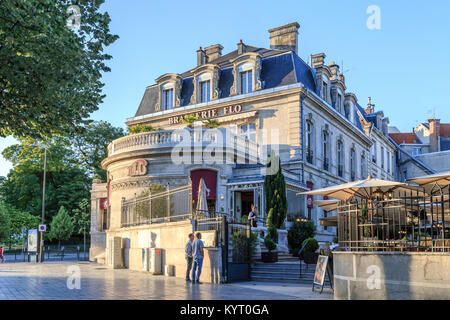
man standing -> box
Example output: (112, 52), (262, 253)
(248, 204), (257, 228)
(185, 233), (194, 282)
(191, 232), (204, 284)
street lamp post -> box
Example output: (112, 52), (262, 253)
(32, 143), (48, 263)
(40, 146), (47, 263)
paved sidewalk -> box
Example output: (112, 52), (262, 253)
(0, 262), (333, 300)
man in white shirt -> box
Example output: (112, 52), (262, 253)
(191, 232), (204, 284)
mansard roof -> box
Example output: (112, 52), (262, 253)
(134, 48), (317, 118)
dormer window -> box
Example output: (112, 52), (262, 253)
(230, 52), (262, 96)
(154, 73), (182, 112)
(240, 70), (253, 94)
(200, 80), (211, 103)
(190, 64), (220, 105)
(162, 87), (174, 110)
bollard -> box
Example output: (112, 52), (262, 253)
(77, 246), (80, 261)
(61, 247), (64, 261)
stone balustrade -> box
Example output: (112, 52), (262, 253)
(107, 128), (260, 160)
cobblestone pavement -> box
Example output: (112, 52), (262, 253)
(0, 262), (333, 300)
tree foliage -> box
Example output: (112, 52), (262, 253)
(72, 198), (90, 236)
(48, 206), (74, 244)
(0, 121), (122, 224)
(264, 156), (288, 232)
(0, 0), (118, 139)
(287, 220), (316, 256)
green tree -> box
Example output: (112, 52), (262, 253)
(0, 204), (11, 244)
(0, 202), (40, 247)
(0, 138), (89, 221)
(72, 199), (90, 258)
(264, 155), (288, 241)
(48, 206), (74, 247)
(0, 0), (118, 139)
(60, 121), (125, 180)
(287, 220), (316, 256)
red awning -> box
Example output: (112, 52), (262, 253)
(191, 170), (217, 200)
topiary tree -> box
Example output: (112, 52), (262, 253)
(264, 154), (287, 245)
(287, 220), (316, 256)
(48, 206), (74, 248)
(302, 238), (319, 253)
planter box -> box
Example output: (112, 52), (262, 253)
(261, 251), (278, 263)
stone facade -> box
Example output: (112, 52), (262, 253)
(90, 21), (399, 271)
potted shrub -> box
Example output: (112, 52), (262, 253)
(262, 234), (278, 263)
(300, 238), (319, 264)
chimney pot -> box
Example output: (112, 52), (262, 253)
(204, 44), (223, 62)
(268, 22), (300, 54)
(197, 47), (207, 66)
(310, 53), (326, 68)
(237, 40), (246, 55)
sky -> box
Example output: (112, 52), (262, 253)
(1, 0), (450, 177)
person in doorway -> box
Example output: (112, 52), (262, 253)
(185, 233), (194, 282)
(0, 246), (4, 263)
(248, 204), (257, 228)
(191, 232), (204, 284)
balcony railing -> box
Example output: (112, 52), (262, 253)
(107, 128), (260, 161)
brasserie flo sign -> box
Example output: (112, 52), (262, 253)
(168, 104), (242, 125)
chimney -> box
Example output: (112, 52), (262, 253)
(197, 47), (207, 66)
(310, 53), (326, 68)
(329, 62), (340, 80)
(268, 22), (300, 54)
(204, 44), (223, 62)
(428, 118), (441, 152)
(365, 97), (375, 114)
(237, 40), (246, 55)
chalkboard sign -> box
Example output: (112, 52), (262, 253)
(312, 255), (333, 293)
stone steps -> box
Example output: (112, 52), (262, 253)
(251, 261), (317, 283)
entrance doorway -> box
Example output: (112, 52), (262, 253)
(234, 190), (254, 220)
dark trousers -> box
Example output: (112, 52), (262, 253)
(186, 256), (193, 280)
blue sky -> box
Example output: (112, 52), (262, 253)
(1, 0), (450, 177)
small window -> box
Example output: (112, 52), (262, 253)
(322, 82), (328, 101)
(323, 131), (329, 171)
(337, 141), (344, 177)
(162, 88), (173, 110)
(200, 80), (211, 103)
(371, 141), (377, 163)
(240, 123), (256, 142)
(413, 147), (422, 156)
(381, 146), (385, 169)
(337, 94), (342, 112)
(240, 70), (253, 94)
(306, 121), (314, 164)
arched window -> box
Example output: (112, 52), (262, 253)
(323, 131), (330, 171)
(306, 121), (314, 164)
(337, 140), (344, 177)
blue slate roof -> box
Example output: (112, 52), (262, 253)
(134, 49), (317, 117)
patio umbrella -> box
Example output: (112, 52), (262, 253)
(299, 177), (422, 201)
(196, 178), (209, 217)
(313, 199), (340, 212)
(408, 171), (450, 195)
